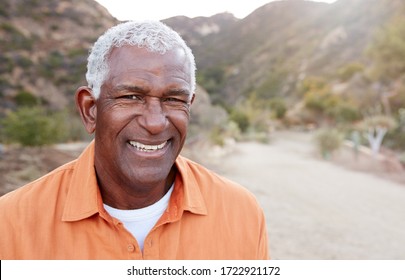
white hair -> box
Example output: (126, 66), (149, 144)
(86, 20), (196, 99)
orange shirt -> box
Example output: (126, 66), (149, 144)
(0, 142), (269, 259)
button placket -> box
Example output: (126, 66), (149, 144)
(143, 231), (160, 259)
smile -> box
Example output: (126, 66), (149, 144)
(128, 140), (168, 152)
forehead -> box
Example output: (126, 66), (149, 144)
(106, 45), (191, 85)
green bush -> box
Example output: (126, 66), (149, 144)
(196, 66), (226, 102)
(229, 109), (250, 133)
(39, 51), (64, 78)
(0, 23), (34, 51)
(268, 98), (287, 119)
(327, 101), (362, 123)
(0, 55), (14, 73)
(0, 5), (8, 17)
(314, 129), (344, 159)
(385, 129), (405, 151)
(298, 76), (327, 97)
(1, 106), (67, 146)
(13, 54), (33, 68)
(14, 90), (38, 106)
(304, 88), (337, 114)
(337, 62), (364, 81)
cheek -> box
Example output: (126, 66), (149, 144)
(169, 111), (190, 137)
(96, 106), (133, 135)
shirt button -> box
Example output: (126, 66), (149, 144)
(127, 244), (135, 252)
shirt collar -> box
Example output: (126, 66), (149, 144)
(62, 141), (101, 222)
(174, 156), (208, 216)
(62, 142), (207, 222)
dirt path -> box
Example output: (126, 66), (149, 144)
(217, 131), (405, 259)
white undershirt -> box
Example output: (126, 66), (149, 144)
(103, 185), (174, 251)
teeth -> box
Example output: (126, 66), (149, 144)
(129, 141), (167, 152)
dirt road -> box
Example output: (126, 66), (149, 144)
(216, 131), (405, 259)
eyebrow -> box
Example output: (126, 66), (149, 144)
(164, 88), (190, 97)
(114, 84), (149, 94)
(113, 84), (191, 98)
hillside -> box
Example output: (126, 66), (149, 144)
(1, 0), (405, 152)
(3, 0), (402, 109)
(1, 0), (403, 110)
(164, 0), (404, 106)
(0, 0), (117, 113)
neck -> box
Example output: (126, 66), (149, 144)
(97, 167), (176, 210)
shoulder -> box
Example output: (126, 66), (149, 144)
(0, 160), (76, 211)
(176, 155), (269, 259)
(176, 155), (261, 211)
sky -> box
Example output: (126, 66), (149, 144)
(95, 0), (338, 21)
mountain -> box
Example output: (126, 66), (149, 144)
(163, 12), (238, 48)
(1, 0), (404, 130)
(164, 0), (404, 106)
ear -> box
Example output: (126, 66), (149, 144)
(189, 93), (196, 105)
(75, 86), (97, 134)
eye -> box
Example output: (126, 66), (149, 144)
(120, 95), (143, 101)
(163, 96), (191, 105)
(164, 97), (185, 103)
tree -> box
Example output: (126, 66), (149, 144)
(357, 115), (397, 156)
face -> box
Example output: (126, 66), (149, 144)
(89, 46), (194, 193)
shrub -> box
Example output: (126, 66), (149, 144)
(298, 76), (327, 97)
(314, 129), (344, 159)
(327, 100), (362, 123)
(0, 23), (34, 51)
(0, 55), (14, 73)
(14, 90), (38, 106)
(268, 98), (287, 119)
(14, 54), (33, 68)
(304, 88), (337, 114)
(1, 106), (67, 146)
(385, 129), (405, 151)
(229, 109), (250, 133)
(337, 62), (364, 81)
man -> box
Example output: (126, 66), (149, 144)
(0, 21), (269, 259)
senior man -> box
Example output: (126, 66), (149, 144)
(0, 21), (269, 259)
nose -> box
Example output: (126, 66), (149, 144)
(138, 97), (168, 135)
